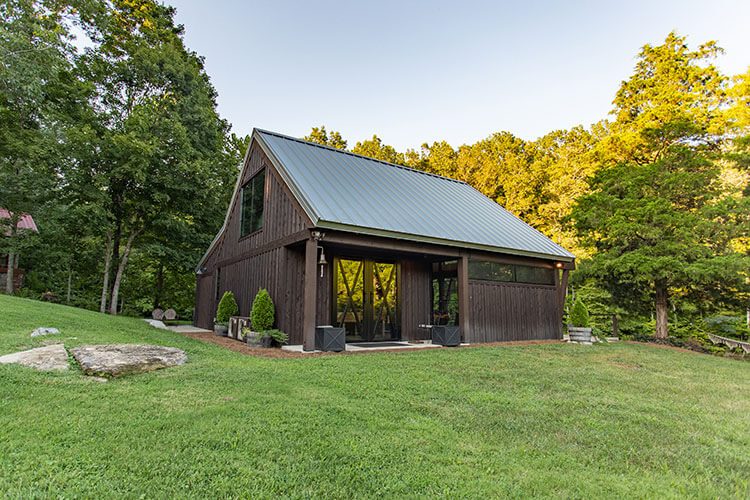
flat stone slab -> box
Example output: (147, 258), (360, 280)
(143, 319), (167, 329)
(0, 344), (69, 371)
(70, 344), (187, 377)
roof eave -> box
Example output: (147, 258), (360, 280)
(314, 220), (575, 263)
(253, 131), (320, 225)
(195, 129), (321, 273)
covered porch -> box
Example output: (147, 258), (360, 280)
(300, 230), (470, 351)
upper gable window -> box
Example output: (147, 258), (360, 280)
(240, 169), (265, 237)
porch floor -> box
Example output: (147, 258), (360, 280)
(281, 340), (462, 353)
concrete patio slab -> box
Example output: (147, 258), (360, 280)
(282, 341), (449, 354)
(167, 325), (213, 334)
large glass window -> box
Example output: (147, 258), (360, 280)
(432, 260), (458, 326)
(240, 170), (265, 236)
(467, 260), (514, 282)
(468, 260), (555, 285)
(515, 265), (555, 285)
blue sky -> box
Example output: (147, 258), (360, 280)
(168, 0), (750, 150)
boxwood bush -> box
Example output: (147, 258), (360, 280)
(569, 297), (590, 328)
(251, 288), (275, 331)
(215, 291), (238, 325)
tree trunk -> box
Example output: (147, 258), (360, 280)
(5, 251), (15, 295)
(109, 218), (121, 305)
(109, 230), (138, 316)
(99, 232), (113, 313)
(655, 279), (669, 339)
(611, 314), (619, 337)
(153, 262), (164, 309)
(66, 263), (73, 304)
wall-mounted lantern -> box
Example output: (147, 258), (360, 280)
(318, 247), (328, 278)
(312, 231), (327, 278)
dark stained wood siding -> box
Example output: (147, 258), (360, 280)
(468, 281), (560, 342)
(214, 142), (309, 264)
(400, 259), (432, 340)
(194, 141), (312, 338)
(195, 273), (215, 329)
(316, 261), (332, 327)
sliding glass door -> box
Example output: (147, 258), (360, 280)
(334, 258), (399, 342)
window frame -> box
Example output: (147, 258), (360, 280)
(468, 259), (555, 286)
(239, 169), (266, 238)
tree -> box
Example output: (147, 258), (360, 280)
(573, 145), (749, 338)
(725, 69), (750, 171)
(0, 0), (83, 294)
(529, 126), (600, 256)
(573, 33), (749, 339)
(454, 132), (536, 215)
(599, 32), (727, 166)
(352, 135), (404, 164)
(304, 126), (347, 149)
(74, 0), (231, 314)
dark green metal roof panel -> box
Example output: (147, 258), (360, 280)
(256, 129), (574, 261)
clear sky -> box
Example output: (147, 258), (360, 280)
(167, 0), (750, 150)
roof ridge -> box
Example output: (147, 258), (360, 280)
(254, 128), (468, 185)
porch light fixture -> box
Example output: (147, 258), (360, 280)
(555, 262), (564, 269)
(318, 247), (328, 278)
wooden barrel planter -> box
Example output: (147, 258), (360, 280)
(568, 326), (593, 343)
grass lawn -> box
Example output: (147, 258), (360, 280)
(0, 295), (748, 498)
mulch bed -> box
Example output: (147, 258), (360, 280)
(180, 331), (563, 359)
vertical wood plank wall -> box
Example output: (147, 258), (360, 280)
(400, 259), (432, 340)
(194, 141), (310, 344)
(467, 281), (560, 342)
(194, 274), (215, 327)
(316, 262), (332, 327)
(214, 143), (308, 262)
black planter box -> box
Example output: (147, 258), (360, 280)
(432, 325), (460, 347)
(315, 326), (345, 352)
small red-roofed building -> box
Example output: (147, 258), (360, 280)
(1, 208), (39, 293)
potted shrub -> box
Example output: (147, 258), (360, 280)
(567, 297), (593, 343)
(266, 329), (289, 347)
(214, 291), (238, 337)
(243, 328), (288, 348)
(242, 326), (267, 347)
(246, 289), (275, 347)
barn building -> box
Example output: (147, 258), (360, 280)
(194, 129), (575, 350)
(0, 208), (38, 293)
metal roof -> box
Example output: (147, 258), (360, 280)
(255, 129), (574, 261)
(0, 208), (38, 235)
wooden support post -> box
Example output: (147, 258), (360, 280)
(303, 237), (318, 351)
(558, 268), (570, 330)
(457, 254), (470, 342)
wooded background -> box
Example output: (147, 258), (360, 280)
(1, 0), (748, 341)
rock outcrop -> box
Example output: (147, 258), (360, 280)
(30, 327), (60, 337)
(0, 344), (69, 371)
(70, 344), (187, 377)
